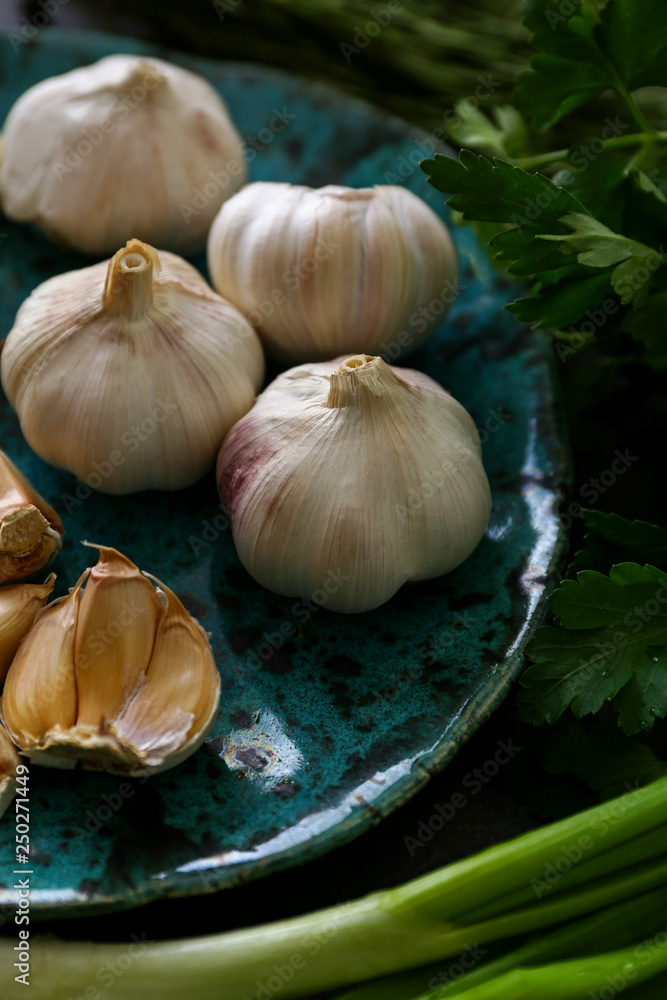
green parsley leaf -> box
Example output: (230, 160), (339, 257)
(614, 649), (667, 731)
(569, 510), (667, 576)
(445, 104), (528, 161)
(553, 152), (627, 231)
(507, 271), (613, 329)
(422, 151), (590, 275)
(543, 717), (667, 799)
(514, 1), (612, 128)
(623, 171), (667, 250)
(594, 0), (667, 92)
(515, 0), (667, 127)
(421, 150), (589, 226)
(539, 213), (663, 306)
(618, 290), (667, 367)
(518, 562), (667, 733)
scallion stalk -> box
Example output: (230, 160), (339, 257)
(2, 777), (667, 1000)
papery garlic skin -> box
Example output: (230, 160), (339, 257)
(0, 545), (221, 776)
(0, 722), (21, 821)
(218, 355), (491, 614)
(1, 240), (265, 495)
(0, 574), (55, 682)
(0, 450), (63, 583)
(0, 55), (247, 254)
(207, 182), (459, 363)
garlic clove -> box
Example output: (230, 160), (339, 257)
(0, 573), (83, 751)
(0, 449), (64, 583)
(1, 240), (265, 495)
(0, 722), (21, 821)
(218, 354), (491, 614)
(0, 55), (247, 255)
(0, 574), (56, 682)
(1, 544), (221, 775)
(207, 182), (458, 363)
(74, 544), (164, 726)
(110, 576), (220, 773)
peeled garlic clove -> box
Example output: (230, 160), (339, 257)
(0, 574), (56, 682)
(0, 449), (63, 583)
(0, 722), (21, 821)
(111, 576), (220, 773)
(0, 55), (246, 254)
(207, 182), (458, 363)
(74, 544), (164, 726)
(218, 354), (491, 614)
(1, 239), (264, 494)
(2, 545), (221, 775)
(1, 573), (83, 754)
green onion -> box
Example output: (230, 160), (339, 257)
(2, 777), (667, 1000)
(340, 885), (667, 1000)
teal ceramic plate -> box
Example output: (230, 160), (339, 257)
(0, 30), (569, 919)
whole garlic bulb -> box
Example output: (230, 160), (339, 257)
(1, 239), (264, 495)
(0, 545), (221, 776)
(0, 54), (247, 254)
(1, 449), (63, 584)
(218, 354), (491, 614)
(207, 182), (458, 363)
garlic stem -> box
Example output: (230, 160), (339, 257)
(326, 354), (412, 408)
(102, 239), (159, 317)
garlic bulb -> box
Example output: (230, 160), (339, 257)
(0, 545), (221, 775)
(1, 449), (63, 584)
(218, 354), (491, 614)
(0, 575), (55, 683)
(0, 722), (21, 820)
(1, 239), (264, 495)
(207, 182), (458, 363)
(0, 54), (246, 254)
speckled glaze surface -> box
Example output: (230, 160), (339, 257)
(0, 30), (569, 919)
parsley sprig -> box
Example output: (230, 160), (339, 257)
(420, 0), (667, 746)
(421, 0), (667, 364)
